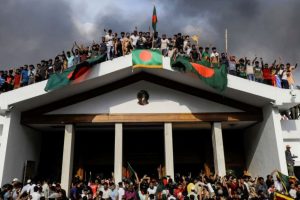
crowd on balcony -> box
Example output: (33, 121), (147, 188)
(0, 29), (298, 93)
(0, 169), (299, 200)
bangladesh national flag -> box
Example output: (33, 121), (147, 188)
(45, 54), (106, 91)
(132, 49), (162, 69)
(69, 54), (106, 80)
(44, 66), (75, 91)
(276, 171), (290, 195)
(127, 162), (136, 181)
(274, 192), (294, 200)
(152, 6), (157, 32)
(171, 55), (228, 92)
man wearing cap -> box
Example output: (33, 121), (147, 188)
(285, 145), (297, 176)
(20, 179), (32, 195)
(12, 178), (22, 200)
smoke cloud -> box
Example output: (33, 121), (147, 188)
(0, 0), (299, 78)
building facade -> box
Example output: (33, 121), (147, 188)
(0, 55), (299, 194)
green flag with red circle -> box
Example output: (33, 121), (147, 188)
(132, 49), (163, 69)
(152, 6), (157, 32)
(171, 55), (228, 92)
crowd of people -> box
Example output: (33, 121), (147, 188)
(0, 146), (298, 200)
(1, 169), (300, 200)
(0, 29), (298, 93)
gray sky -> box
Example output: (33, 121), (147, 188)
(0, 0), (299, 82)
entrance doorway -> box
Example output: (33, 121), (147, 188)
(73, 126), (115, 180)
(173, 127), (213, 177)
(123, 124), (164, 178)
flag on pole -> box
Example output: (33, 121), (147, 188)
(132, 49), (162, 69)
(127, 162), (136, 181)
(152, 5), (158, 32)
(276, 171), (290, 195)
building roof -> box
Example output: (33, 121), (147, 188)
(0, 54), (299, 113)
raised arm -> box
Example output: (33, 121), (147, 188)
(252, 57), (257, 65)
(62, 51), (67, 58)
(157, 165), (162, 180)
(260, 58), (264, 68)
(71, 44), (75, 55)
(272, 59), (277, 68)
(277, 57), (282, 66)
(135, 172), (141, 190)
(74, 42), (81, 51)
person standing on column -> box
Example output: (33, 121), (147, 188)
(285, 145), (297, 176)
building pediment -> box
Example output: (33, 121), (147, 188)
(47, 80), (242, 115)
(21, 72), (262, 125)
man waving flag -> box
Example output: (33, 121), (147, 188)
(152, 5), (158, 32)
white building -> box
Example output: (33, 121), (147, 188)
(0, 55), (299, 194)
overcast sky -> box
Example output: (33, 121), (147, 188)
(0, 0), (299, 82)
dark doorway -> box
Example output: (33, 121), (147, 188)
(173, 129), (213, 176)
(123, 124), (164, 178)
(223, 130), (246, 177)
(74, 126), (114, 180)
(37, 131), (64, 182)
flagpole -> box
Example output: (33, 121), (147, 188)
(225, 28), (228, 54)
(152, 0), (155, 49)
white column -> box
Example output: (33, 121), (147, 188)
(244, 105), (288, 176)
(164, 123), (174, 179)
(212, 122), (226, 176)
(0, 114), (12, 186)
(61, 124), (75, 196)
(114, 123), (123, 183)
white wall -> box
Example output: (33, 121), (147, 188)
(281, 120), (300, 166)
(281, 120), (300, 139)
(244, 105), (288, 176)
(48, 81), (242, 114)
(0, 110), (42, 185)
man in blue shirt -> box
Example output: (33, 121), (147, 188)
(21, 65), (29, 86)
(0, 71), (5, 92)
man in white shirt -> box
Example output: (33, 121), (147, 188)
(42, 180), (49, 200)
(100, 183), (111, 199)
(117, 182), (125, 200)
(63, 51), (74, 69)
(289, 184), (297, 198)
(147, 182), (157, 196)
(130, 30), (139, 48)
(31, 186), (41, 200)
(274, 176), (284, 193)
(160, 34), (169, 56)
(210, 47), (219, 64)
(105, 29), (114, 60)
(280, 64), (289, 89)
(20, 179), (32, 195)
(29, 182), (37, 195)
(28, 65), (36, 84)
(245, 58), (255, 81)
